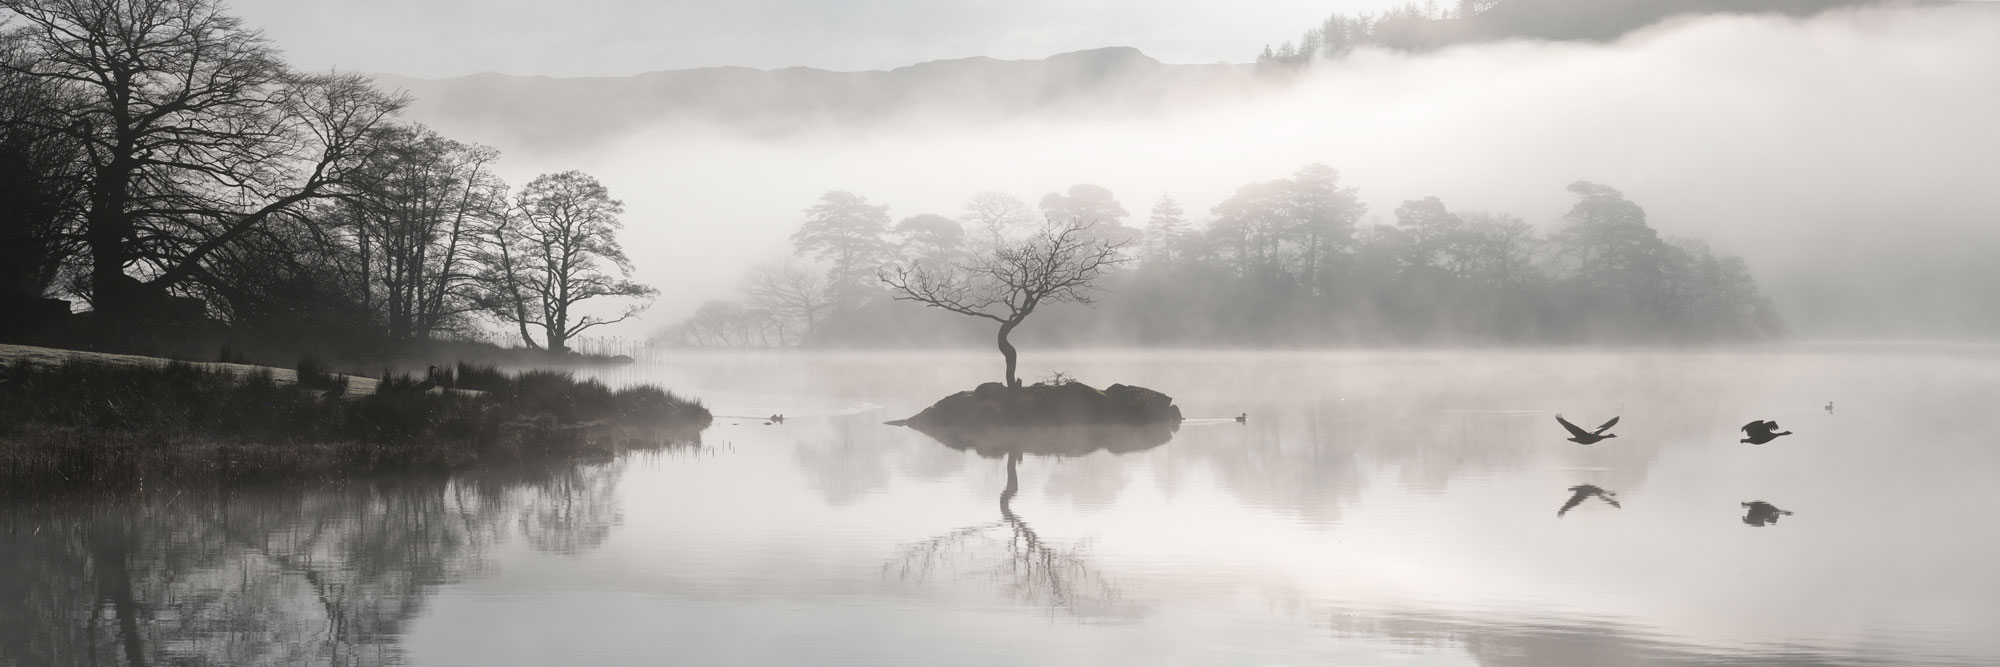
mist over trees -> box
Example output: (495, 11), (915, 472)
(1255, 0), (1874, 67)
(0, 0), (654, 355)
(661, 172), (1779, 348)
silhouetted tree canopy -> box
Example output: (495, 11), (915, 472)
(668, 171), (1780, 349)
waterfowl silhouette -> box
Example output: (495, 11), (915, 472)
(1555, 414), (1620, 444)
(1825, 401), (1834, 414)
(769, 413), (786, 423)
(1234, 413), (1247, 424)
(1741, 501), (1793, 526)
(412, 365), (439, 393)
(1740, 420), (1792, 445)
(1557, 484), (1622, 517)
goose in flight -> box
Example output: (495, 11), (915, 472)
(1556, 414), (1620, 444)
(1740, 420), (1792, 445)
(1557, 484), (1622, 517)
(1741, 501), (1793, 526)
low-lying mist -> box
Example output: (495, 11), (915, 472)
(416, 2), (2000, 342)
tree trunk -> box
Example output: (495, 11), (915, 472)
(90, 519), (146, 667)
(86, 165), (135, 324)
(998, 319), (1020, 387)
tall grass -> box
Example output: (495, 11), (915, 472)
(0, 357), (711, 496)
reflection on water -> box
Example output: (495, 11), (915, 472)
(1557, 484), (1622, 517)
(6, 349), (2000, 666)
(887, 424), (1174, 621)
(0, 463), (627, 666)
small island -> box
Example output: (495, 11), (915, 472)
(877, 215), (1184, 433)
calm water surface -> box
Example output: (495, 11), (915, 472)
(5, 348), (1999, 666)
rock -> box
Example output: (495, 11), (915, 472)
(898, 380), (1183, 430)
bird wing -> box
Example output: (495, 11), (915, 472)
(1556, 414), (1590, 439)
(1594, 416), (1620, 434)
(1766, 421), (1781, 431)
(1558, 492), (1587, 516)
(1741, 420), (1770, 434)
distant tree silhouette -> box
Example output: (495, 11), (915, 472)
(676, 170), (1780, 350)
(479, 171), (655, 354)
(881, 218), (1127, 387)
(1395, 195), (1466, 276)
(740, 256), (834, 343)
(793, 191), (894, 306)
(1040, 184), (1140, 250)
(1283, 163), (1366, 291)
(959, 191), (1037, 249)
(1142, 194), (1193, 265)
(893, 213), (967, 267)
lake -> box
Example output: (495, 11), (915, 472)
(5, 348), (1998, 666)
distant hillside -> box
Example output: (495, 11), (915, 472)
(372, 47), (1259, 150)
(376, 0), (1922, 150)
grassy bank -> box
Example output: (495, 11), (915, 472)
(0, 355), (709, 497)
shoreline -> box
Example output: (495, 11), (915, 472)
(0, 346), (712, 497)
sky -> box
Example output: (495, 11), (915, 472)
(226, 0), (1417, 77)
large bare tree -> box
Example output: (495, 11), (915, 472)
(337, 124), (505, 340)
(0, 0), (404, 325)
(479, 170), (655, 354)
(881, 218), (1125, 387)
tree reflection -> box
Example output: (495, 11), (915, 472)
(518, 462), (626, 554)
(0, 461), (631, 666)
(888, 424), (1168, 620)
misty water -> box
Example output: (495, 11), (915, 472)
(7, 348), (1999, 666)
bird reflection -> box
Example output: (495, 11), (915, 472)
(1555, 414), (1620, 444)
(1741, 501), (1793, 526)
(1556, 484), (1622, 517)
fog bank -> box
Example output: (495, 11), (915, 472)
(401, 3), (2000, 341)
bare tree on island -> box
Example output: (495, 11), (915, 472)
(478, 171), (655, 353)
(881, 218), (1127, 387)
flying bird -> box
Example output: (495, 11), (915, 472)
(1556, 414), (1620, 444)
(1740, 420), (1793, 445)
(1741, 501), (1793, 527)
(1557, 484), (1622, 517)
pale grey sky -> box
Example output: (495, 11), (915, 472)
(226, 0), (1418, 77)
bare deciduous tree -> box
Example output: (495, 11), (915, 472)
(958, 191), (1036, 248)
(741, 256), (832, 343)
(478, 171), (655, 354)
(0, 0), (404, 325)
(881, 218), (1126, 387)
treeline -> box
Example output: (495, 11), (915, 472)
(663, 167), (1780, 347)
(1258, 0), (1498, 66)
(0, 0), (653, 358)
(1254, 0), (1870, 67)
